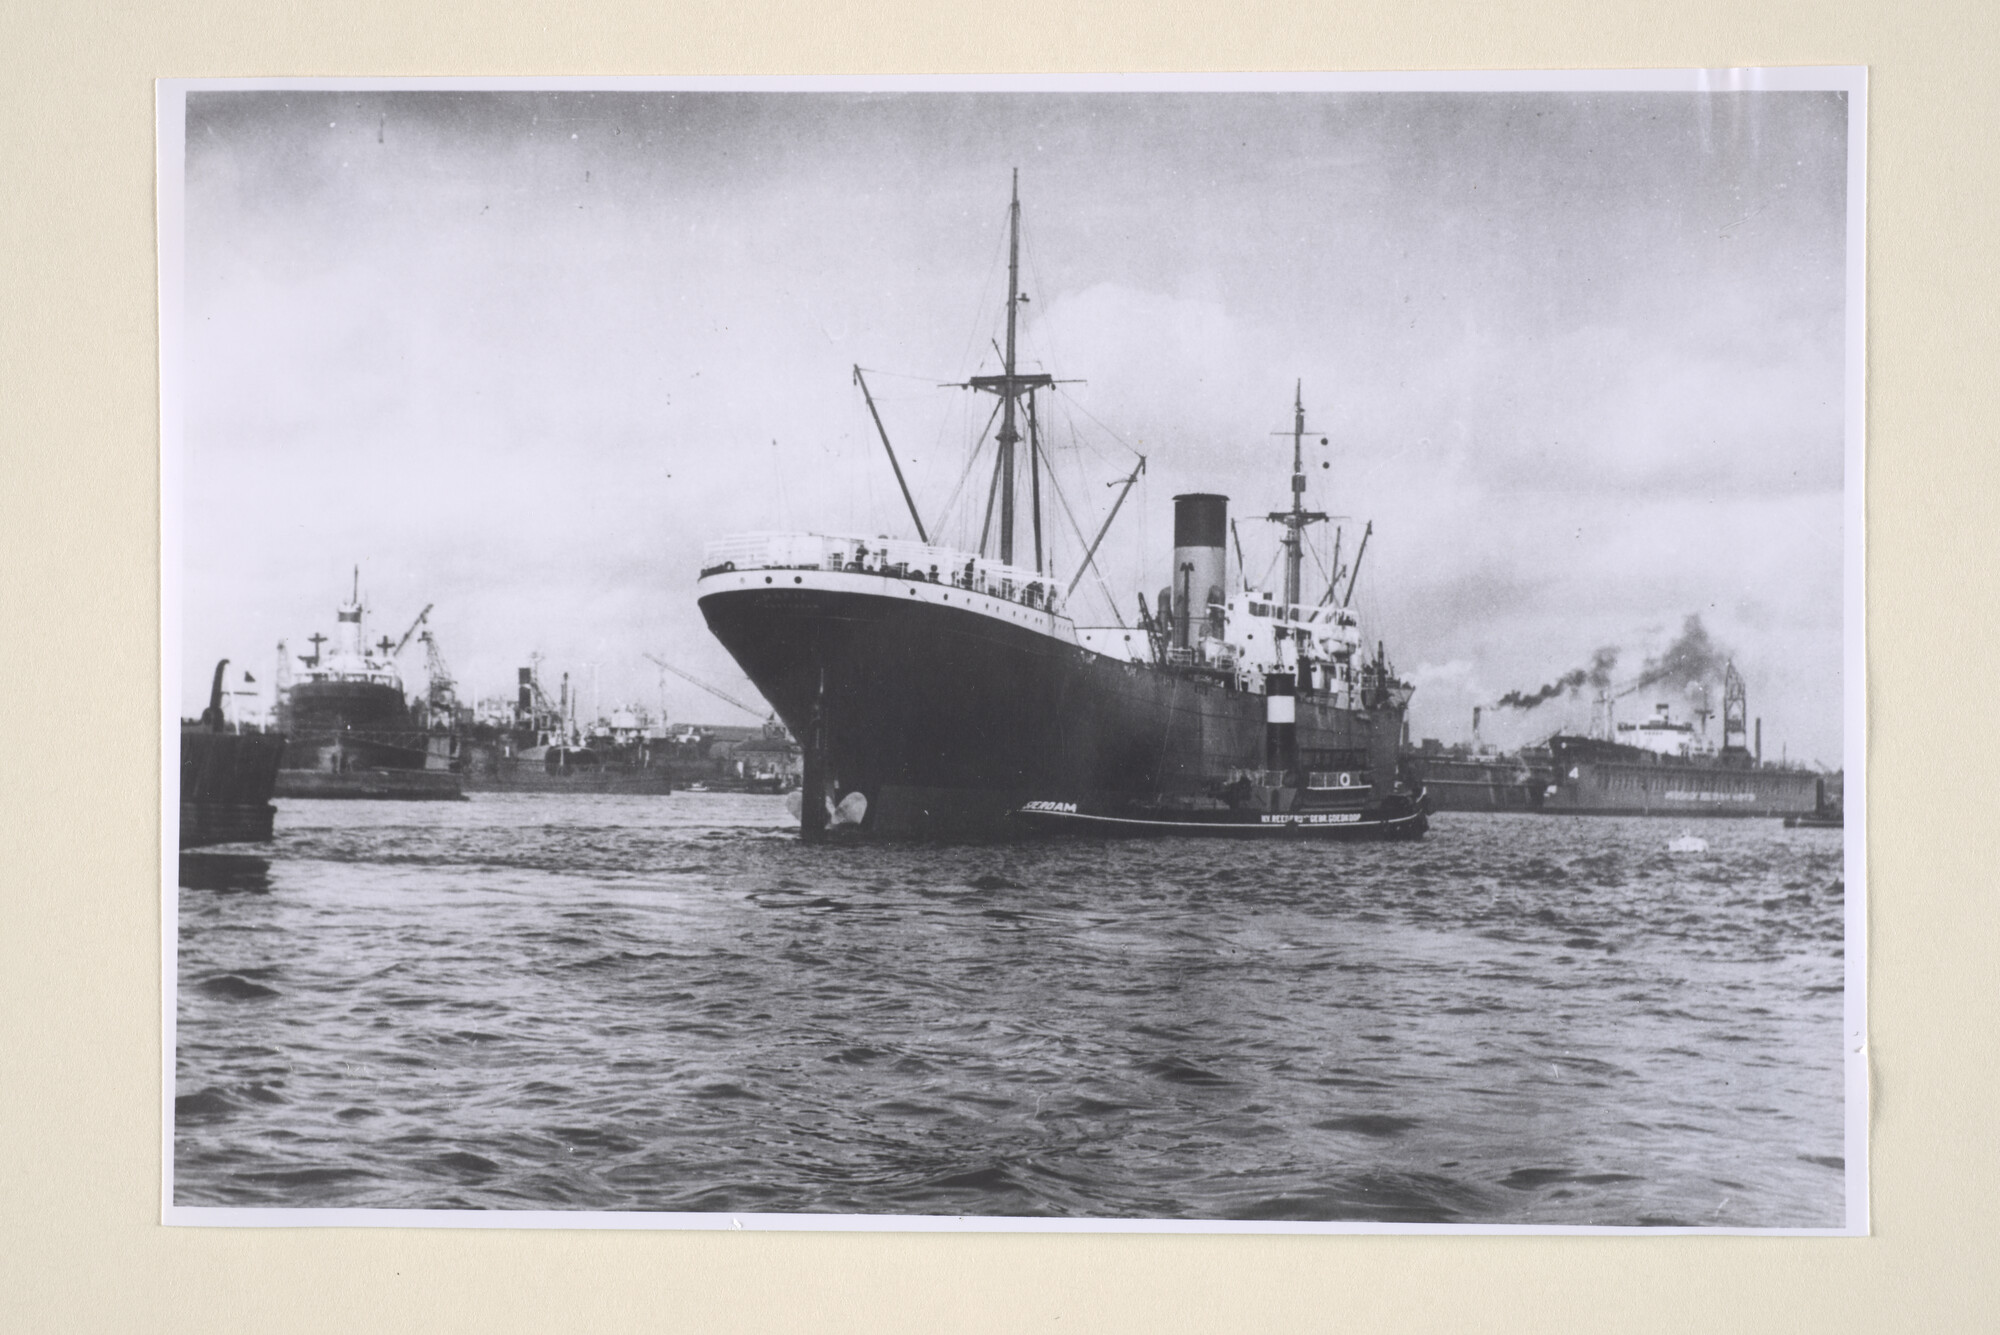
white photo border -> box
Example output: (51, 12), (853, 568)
(158, 66), (1868, 1235)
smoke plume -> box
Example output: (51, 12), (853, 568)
(1497, 645), (1620, 711)
(1496, 669), (1585, 710)
(1633, 614), (1729, 693)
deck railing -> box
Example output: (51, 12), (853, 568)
(701, 531), (1065, 614)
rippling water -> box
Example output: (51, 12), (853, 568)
(174, 795), (1848, 1226)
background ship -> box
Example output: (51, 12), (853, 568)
(1541, 663), (1824, 817)
(260, 573), (788, 797)
(271, 572), (462, 799)
(454, 661), (675, 794)
(180, 658), (285, 847)
(1403, 706), (1551, 812)
(697, 175), (1421, 840)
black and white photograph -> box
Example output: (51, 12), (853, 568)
(163, 72), (1865, 1232)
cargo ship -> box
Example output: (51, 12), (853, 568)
(1404, 749), (1550, 812)
(1540, 665), (1822, 817)
(1402, 707), (1550, 812)
(456, 664), (674, 794)
(697, 175), (1425, 840)
(272, 573), (462, 800)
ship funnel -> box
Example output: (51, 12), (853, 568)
(329, 567), (367, 663)
(1172, 494), (1228, 648)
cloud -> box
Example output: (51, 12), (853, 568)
(177, 90), (1849, 763)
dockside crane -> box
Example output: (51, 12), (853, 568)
(373, 603), (433, 660)
(643, 654), (785, 735)
(392, 604), (434, 656)
(1584, 663), (1742, 743)
(419, 629), (458, 717)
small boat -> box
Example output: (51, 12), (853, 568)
(1783, 777), (1844, 828)
(1666, 832), (1708, 854)
(1011, 783), (1429, 840)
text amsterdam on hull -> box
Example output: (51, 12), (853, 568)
(696, 173), (1429, 842)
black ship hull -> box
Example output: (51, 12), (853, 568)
(277, 680), (427, 771)
(272, 768), (465, 800)
(1403, 753), (1548, 812)
(699, 581), (1405, 839)
(458, 747), (675, 795)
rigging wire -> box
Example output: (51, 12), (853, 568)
(1040, 449), (1127, 628)
(977, 449), (1003, 555)
(851, 364), (952, 382)
(954, 202), (1013, 381)
(1018, 209), (1061, 375)
(1051, 384), (1145, 463)
(1251, 546), (1282, 596)
(847, 365), (966, 541)
(931, 398), (1002, 539)
(1050, 397), (1144, 612)
(933, 377), (972, 542)
(1306, 535), (1331, 595)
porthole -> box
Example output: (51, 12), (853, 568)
(794, 576), (803, 584)
(764, 576), (772, 584)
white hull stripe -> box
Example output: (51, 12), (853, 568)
(1012, 808), (1424, 832)
(698, 567), (1102, 651)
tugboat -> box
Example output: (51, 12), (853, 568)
(1784, 776), (1845, 828)
(697, 174), (1425, 841)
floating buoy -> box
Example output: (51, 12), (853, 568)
(833, 791), (869, 827)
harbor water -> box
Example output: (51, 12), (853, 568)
(174, 796), (1848, 1226)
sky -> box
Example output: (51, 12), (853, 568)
(176, 87), (1852, 764)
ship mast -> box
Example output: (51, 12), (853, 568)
(1268, 380), (1328, 608)
(1000, 173), (1021, 565)
(969, 170), (1053, 569)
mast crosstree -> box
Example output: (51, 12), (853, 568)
(965, 169), (1054, 570)
(1267, 380), (1329, 607)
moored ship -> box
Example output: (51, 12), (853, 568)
(1541, 665), (1822, 818)
(1405, 748), (1550, 813)
(273, 573), (462, 800)
(180, 658), (286, 847)
(1402, 707), (1550, 813)
(697, 175), (1425, 840)
(456, 665), (674, 794)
